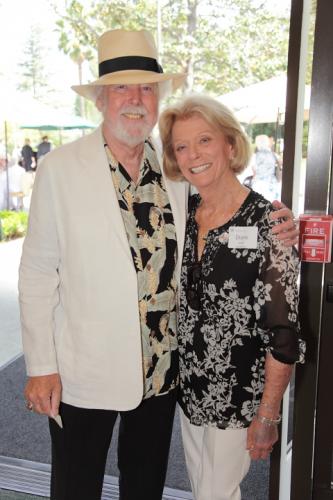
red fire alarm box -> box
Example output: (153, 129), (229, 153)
(299, 215), (333, 263)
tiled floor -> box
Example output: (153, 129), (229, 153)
(0, 238), (23, 368)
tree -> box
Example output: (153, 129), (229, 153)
(17, 25), (53, 101)
(306, 0), (317, 84)
(53, 0), (291, 97)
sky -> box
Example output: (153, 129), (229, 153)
(0, 0), (77, 109)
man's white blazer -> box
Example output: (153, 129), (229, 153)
(19, 126), (188, 410)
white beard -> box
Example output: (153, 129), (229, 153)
(107, 105), (156, 146)
(111, 121), (153, 146)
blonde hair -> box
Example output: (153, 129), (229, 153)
(159, 94), (251, 180)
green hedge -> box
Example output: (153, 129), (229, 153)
(0, 210), (28, 241)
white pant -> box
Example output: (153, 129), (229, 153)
(180, 409), (251, 500)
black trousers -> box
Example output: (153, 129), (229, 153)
(49, 390), (177, 500)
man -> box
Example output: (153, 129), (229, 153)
(36, 135), (51, 164)
(19, 29), (297, 500)
(21, 139), (34, 172)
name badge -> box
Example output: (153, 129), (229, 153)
(228, 226), (258, 249)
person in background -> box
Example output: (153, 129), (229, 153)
(21, 139), (34, 171)
(159, 94), (305, 500)
(0, 154), (26, 210)
(36, 135), (51, 165)
(251, 134), (282, 202)
(19, 30), (298, 500)
(9, 155), (26, 209)
(0, 148), (8, 210)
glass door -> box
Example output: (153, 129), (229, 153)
(290, 0), (333, 498)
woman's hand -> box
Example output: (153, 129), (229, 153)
(246, 416), (279, 460)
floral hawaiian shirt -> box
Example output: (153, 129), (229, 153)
(105, 139), (178, 399)
(178, 190), (305, 429)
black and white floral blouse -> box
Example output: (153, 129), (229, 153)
(178, 190), (305, 429)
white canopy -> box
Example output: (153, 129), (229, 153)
(0, 91), (96, 130)
(0, 76), (96, 128)
(218, 74), (311, 124)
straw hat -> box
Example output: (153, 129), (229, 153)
(72, 29), (186, 101)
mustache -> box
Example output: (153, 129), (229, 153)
(120, 105), (148, 116)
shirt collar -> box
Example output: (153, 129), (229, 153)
(104, 138), (159, 185)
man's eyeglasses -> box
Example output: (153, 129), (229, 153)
(186, 263), (202, 310)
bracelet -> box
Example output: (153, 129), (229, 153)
(256, 414), (282, 426)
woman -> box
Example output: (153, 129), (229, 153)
(159, 95), (304, 500)
(251, 134), (282, 202)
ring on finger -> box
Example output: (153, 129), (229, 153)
(26, 401), (34, 411)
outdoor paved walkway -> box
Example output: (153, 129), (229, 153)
(0, 238), (23, 368)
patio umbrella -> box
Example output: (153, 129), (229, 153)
(20, 111), (96, 131)
(19, 111), (97, 148)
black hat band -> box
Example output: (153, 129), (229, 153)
(99, 56), (164, 77)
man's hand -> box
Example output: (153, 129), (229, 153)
(24, 373), (62, 417)
(270, 200), (298, 247)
